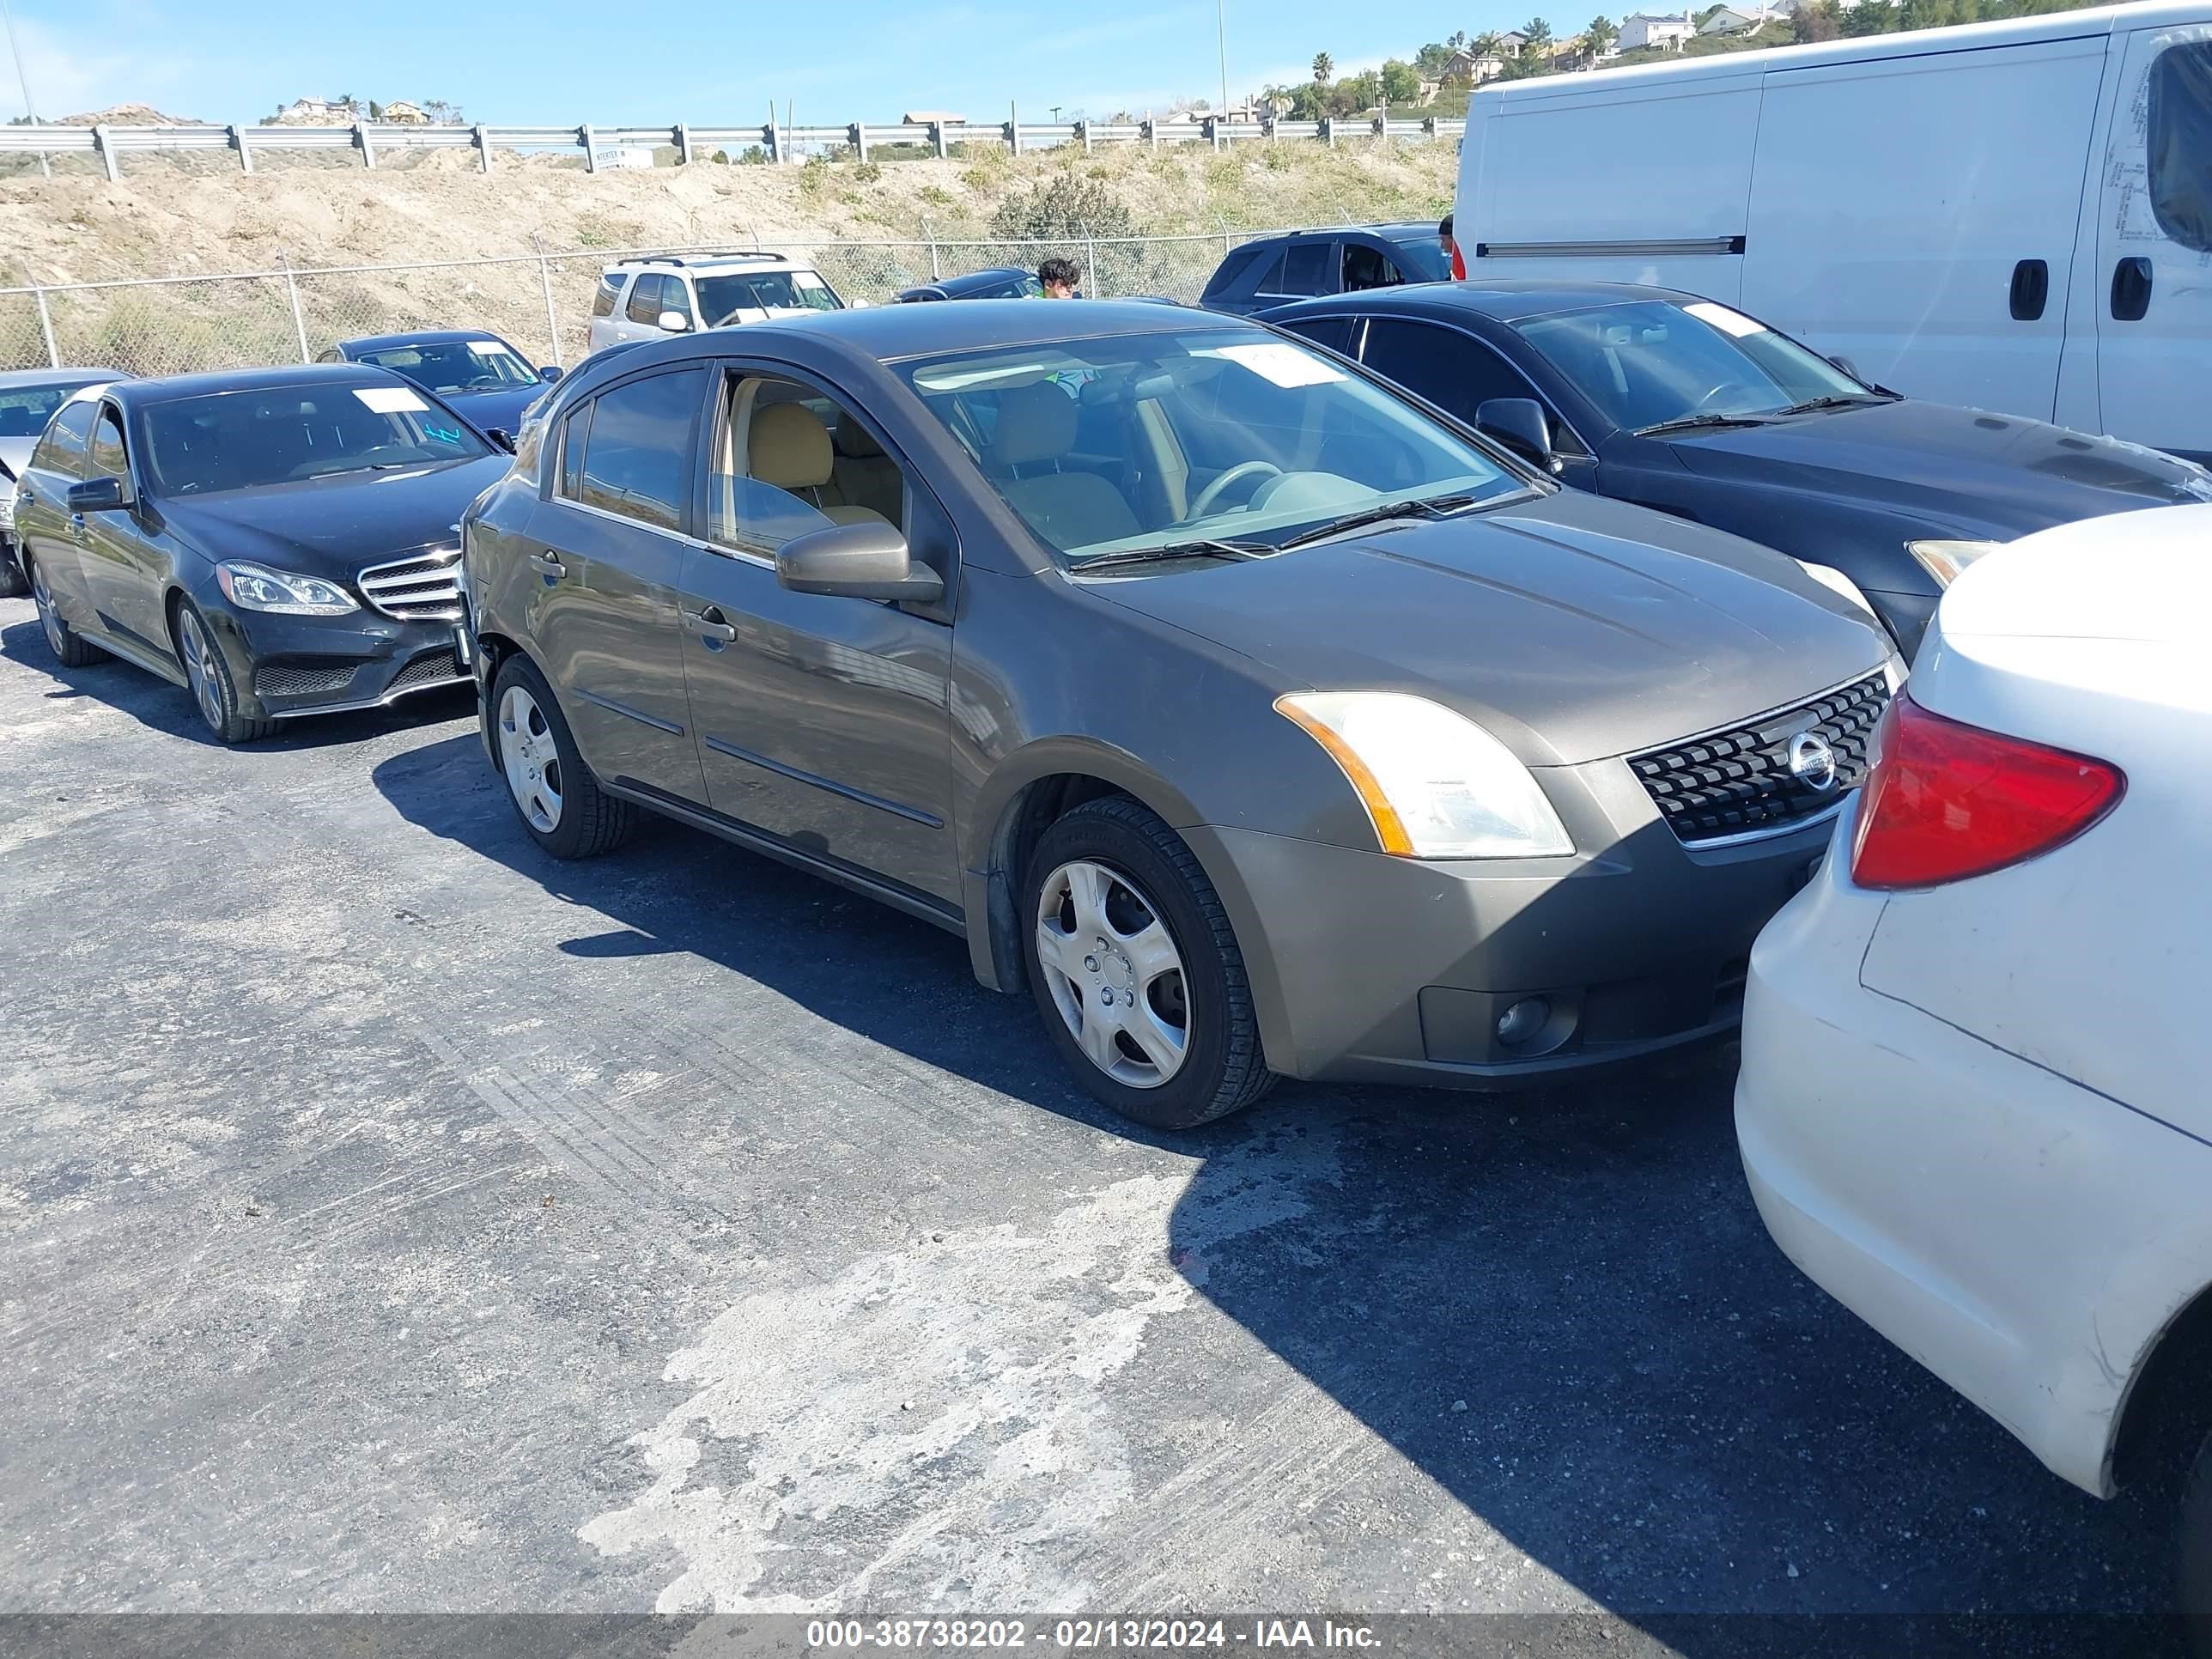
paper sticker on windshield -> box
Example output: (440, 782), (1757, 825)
(1683, 301), (1765, 339)
(465, 339), (507, 356)
(1200, 343), (1346, 388)
(354, 386), (429, 413)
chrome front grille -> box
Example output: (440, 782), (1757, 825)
(358, 546), (462, 621)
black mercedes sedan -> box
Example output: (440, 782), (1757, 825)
(894, 266), (1043, 303)
(15, 364), (505, 743)
(1261, 282), (2212, 657)
(321, 328), (560, 441)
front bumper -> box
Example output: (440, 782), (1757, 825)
(1735, 821), (2212, 1498)
(201, 598), (471, 721)
(1185, 749), (1844, 1089)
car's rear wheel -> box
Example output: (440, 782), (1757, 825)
(2182, 1427), (2211, 1655)
(1021, 797), (1275, 1130)
(491, 653), (635, 860)
(30, 555), (101, 668)
(173, 599), (274, 745)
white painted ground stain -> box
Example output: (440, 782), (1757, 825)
(580, 1132), (1335, 1611)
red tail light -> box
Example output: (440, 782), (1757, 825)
(1850, 691), (2124, 890)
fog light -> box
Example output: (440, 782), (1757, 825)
(1496, 997), (1549, 1048)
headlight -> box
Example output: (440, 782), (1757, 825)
(216, 561), (358, 617)
(1905, 538), (2001, 586)
(1275, 691), (1573, 860)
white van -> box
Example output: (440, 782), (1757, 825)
(1454, 2), (2212, 460)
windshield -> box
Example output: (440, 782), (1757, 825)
(696, 269), (844, 323)
(0, 382), (93, 440)
(1512, 299), (1875, 432)
(356, 339), (538, 392)
(143, 384), (492, 496)
(896, 326), (1528, 563)
(1386, 234), (1453, 283)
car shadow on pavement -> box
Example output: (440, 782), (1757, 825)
(371, 727), (2178, 1654)
(0, 611), (478, 751)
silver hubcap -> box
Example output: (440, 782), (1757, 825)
(1036, 859), (1189, 1089)
(32, 562), (65, 655)
(177, 608), (224, 730)
(498, 684), (563, 834)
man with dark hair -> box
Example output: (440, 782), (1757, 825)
(1037, 257), (1081, 298)
(1440, 210), (1464, 279)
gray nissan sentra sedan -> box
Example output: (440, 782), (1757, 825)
(460, 301), (1898, 1128)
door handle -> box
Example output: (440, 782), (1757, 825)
(2111, 257), (2153, 323)
(527, 551), (566, 578)
(683, 606), (738, 643)
(2008, 258), (2049, 322)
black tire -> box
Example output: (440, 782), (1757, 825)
(28, 553), (102, 668)
(172, 598), (275, 745)
(489, 652), (636, 860)
(1021, 796), (1276, 1130)
(0, 550), (27, 599)
(2182, 1428), (2211, 1656)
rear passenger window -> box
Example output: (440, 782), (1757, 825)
(1341, 243), (1404, 293)
(565, 368), (704, 531)
(1266, 241), (1334, 298)
(624, 274), (665, 325)
(591, 275), (623, 319)
(1202, 242), (1271, 301)
(2149, 43), (2212, 253)
(32, 398), (96, 480)
(88, 408), (127, 479)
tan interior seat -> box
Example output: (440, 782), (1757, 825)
(984, 382), (1141, 546)
(748, 402), (888, 527)
(832, 412), (905, 526)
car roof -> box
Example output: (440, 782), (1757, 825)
(110, 362), (416, 409)
(1273, 278), (1696, 323)
(0, 367), (127, 390)
(339, 328), (507, 352)
(732, 297), (1232, 362)
(1245, 222), (1443, 245)
(608, 252), (800, 274)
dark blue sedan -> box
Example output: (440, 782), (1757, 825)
(321, 328), (560, 440)
(1261, 281), (2212, 656)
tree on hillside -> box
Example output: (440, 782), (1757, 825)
(1840, 0), (1897, 32)
(1520, 17), (1555, 46)
(1381, 58), (1423, 103)
(1312, 52), (1334, 83)
(1450, 28), (1469, 48)
(1474, 30), (1504, 52)
(1792, 1), (1842, 40)
(1585, 15), (1620, 54)
(1415, 41), (1455, 74)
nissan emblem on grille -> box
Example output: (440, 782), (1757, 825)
(1787, 731), (1841, 793)
(1630, 673), (1888, 844)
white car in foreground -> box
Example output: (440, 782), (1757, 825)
(1735, 504), (2212, 1634)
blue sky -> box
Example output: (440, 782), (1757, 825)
(2, 0), (1560, 126)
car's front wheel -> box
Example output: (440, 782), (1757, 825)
(490, 653), (635, 859)
(0, 548), (27, 599)
(1021, 797), (1275, 1130)
(173, 599), (274, 744)
(29, 555), (102, 668)
(2182, 1427), (2211, 1655)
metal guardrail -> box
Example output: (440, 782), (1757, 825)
(0, 112), (1468, 179)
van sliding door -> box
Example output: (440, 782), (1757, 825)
(1740, 34), (2107, 422)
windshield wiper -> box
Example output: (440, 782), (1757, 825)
(1275, 493), (1484, 551)
(1073, 537), (1273, 572)
(1770, 392), (1898, 416)
(1635, 412), (1780, 437)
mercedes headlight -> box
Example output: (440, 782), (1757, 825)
(1276, 691), (1573, 860)
(216, 561), (358, 617)
(1905, 538), (2001, 586)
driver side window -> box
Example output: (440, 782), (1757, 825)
(88, 408), (127, 481)
(708, 374), (909, 556)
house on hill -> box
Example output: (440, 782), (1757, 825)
(380, 100), (428, 124)
(1618, 11), (1697, 51)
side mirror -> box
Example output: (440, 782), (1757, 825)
(538, 365), (563, 383)
(775, 520), (943, 604)
(1475, 398), (1559, 473)
(1830, 354), (1863, 382)
(66, 475), (129, 513)
(484, 428), (516, 453)
(656, 310), (690, 333)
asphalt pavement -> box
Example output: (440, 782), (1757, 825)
(0, 599), (2181, 1654)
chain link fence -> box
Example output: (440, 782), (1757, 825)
(0, 229), (1285, 380)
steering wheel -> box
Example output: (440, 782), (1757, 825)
(1188, 460), (1284, 520)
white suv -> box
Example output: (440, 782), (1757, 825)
(585, 253), (847, 353)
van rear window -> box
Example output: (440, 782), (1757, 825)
(2149, 42), (2212, 253)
